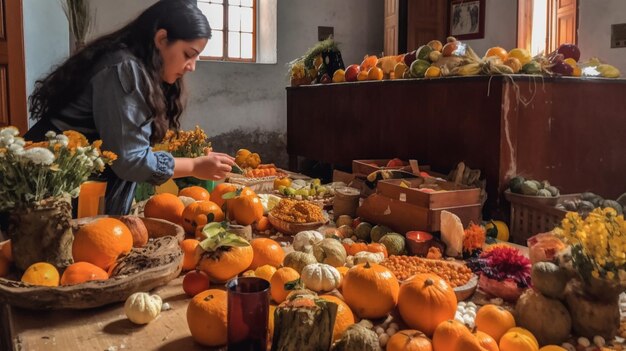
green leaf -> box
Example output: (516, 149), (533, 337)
(198, 222), (250, 252)
(221, 191), (238, 200)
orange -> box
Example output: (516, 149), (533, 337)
(21, 262), (60, 286)
(60, 262), (109, 285)
(254, 264), (277, 282)
(357, 70), (369, 81)
(178, 186), (211, 201)
(0, 240), (12, 262)
(320, 295), (356, 341)
(181, 201), (225, 235)
(210, 183), (238, 209)
(485, 46), (508, 61)
(270, 267), (300, 303)
(144, 193), (185, 224)
(255, 216), (271, 232)
(367, 67), (383, 80)
(332, 69), (345, 83)
(0, 256), (9, 278)
(72, 217), (133, 270)
(186, 289), (228, 347)
(181, 239), (201, 271)
(475, 304), (516, 342)
(425, 66), (441, 78)
(249, 238), (284, 270)
(228, 195), (264, 226)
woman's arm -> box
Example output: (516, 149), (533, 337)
(174, 151), (235, 180)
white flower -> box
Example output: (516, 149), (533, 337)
(23, 147), (55, 165)
(76, 147), (86, 155)
(95, 158), (105, 170)
(8, 144), (23, 153)
(0, 126), (19, 137)
(14, 138), (25, 146)
(0, 135), (15, 147)
(55, 134), (69, 142)
(45, 131), (57, 139)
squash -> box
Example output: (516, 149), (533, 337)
(320, 295), (356, 342)
(387, 330), (433, 351)
(515, 289), (571, 346)
(331, 320), (381, 351)
(531, 262), (568, 299)
(293, 230), (324, 253)
(353, 251), (385, 265)
(366, 243), (388, 258)
(564, 280), (620, 340)
(354, 222), (372, 241)
(313, 238), (347, 267)
(370, 225), (393, 243)
(398, 273), (457, 336)
(499, 331), (539, 351)
(283, 251), (317, 274)
(378, 233), (406, 256)
(342, 262), (399, 319)
(475, 304), (516, 342)
(301, 263), (342, 292)
(124, 292), (162, 324)
(432, 319), (471, 351)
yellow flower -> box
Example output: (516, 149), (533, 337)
(63, 130), (88, 151)
(102, 151), (118, 162)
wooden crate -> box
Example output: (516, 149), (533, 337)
(377, 178), (481, 209)
(505, 191), (576, 245)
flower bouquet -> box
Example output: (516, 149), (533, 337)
(0, 127), (116, 270)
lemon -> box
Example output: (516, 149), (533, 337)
(21, 262), (60, 287)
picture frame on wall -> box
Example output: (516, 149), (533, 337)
(448, 0), (485, 40)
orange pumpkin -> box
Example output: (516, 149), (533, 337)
(179, 186), (211, 201)
(320, 295), (356, 341)
(210, 183), (237, 209)
(506, 328), (538, 348)
(456, 331), (491, 351)
(499, 331), (538, 351)
(475, 305), (516, 342)
(475, 330), (500, 351)
(367, 243), (388, 258)
(270, 267), (300, 303)
(398, 273), (457, 336)
(433, 319), (470, 351)
(198, 245), (253, 283)
(343, 242), (368, 256)
(342, 262), (399, 319)
(249, 238), (285, 269)
(186, 289), (228, 347)
(228, 195), (264, 226)
(387, 330), (433, 351)
(181, 200), (224, 235)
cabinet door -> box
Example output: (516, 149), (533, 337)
(406, 0), (446, 51)
(0, 0), (27, 132)
(384, 0), (399, 55)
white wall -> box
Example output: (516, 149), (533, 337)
(23, 0), (69, 121)
(578, 0), (626, 72)
(462, 0), (517, 56)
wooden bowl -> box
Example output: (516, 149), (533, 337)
(267, 213), (329, 235)
(454, 273), (479, 301)
(0, 217), (184, 310)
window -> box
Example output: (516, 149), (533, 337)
(197, 0), (256, 62)
(517, 0), (577, 56)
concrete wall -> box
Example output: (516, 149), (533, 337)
(23, 0), (69, 122)
(578, 0), (626, 72)
(87, 0), (384, 167)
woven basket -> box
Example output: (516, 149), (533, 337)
(267, 213), (328, 235)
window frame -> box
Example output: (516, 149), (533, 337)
(198, 0), (257, 62)
(517, 0), (578, 55)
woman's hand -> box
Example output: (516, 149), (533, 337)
(173, 152), (236, 180)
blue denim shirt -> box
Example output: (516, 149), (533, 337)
(46, 50), (175, 214)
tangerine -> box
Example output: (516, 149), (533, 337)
(367, 67), (384, 80)
(181, 201), (224, 235)
(179, 186), (211, 201)
(249, 238), (284, 269)
(270, 267), (300, 303)
(21, 262), (60, 286)
(255, 216), (271, 232)
(60, 261), (109, 285)
(72, 217), (133, 270)
(144, 193), (185, 224)
(186, 289), (228, 347)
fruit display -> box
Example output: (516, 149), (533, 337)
(269, 198), (327, 224)
(381, 255), (474, 287)
(275, 178), (340, 203)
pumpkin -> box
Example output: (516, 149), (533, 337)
(313, 238), (347, 267)
(515, 289), (571, 346)
(432, 319), (471, 351)
(499, 331), (539, 351)
(283, 251), (318, 274)
(331, 320), (381, 351)
(342, 262), (399, 319)
(270, 267), (300, 303)
(293, 230), (324, 252)
(124, 292), (162, 325)
(353, 251), (385, 265)
(538, 346), (567, 351)
(379, 233), (406, 256)
(456, 331), (491, 351)
(398, 273), (457, 336)
(506, 328), (538, 348)
(249, 237), (284, 269)
(387, 330), (433, 351)
(343, 241), (367, 256)
(186, 289), (227, 347)
(475, 304), (516, 342)
(320, 295), (356, 341)
(210, 183), (237, 209)
(118, 215), (149, 248)
(366, 243), (388, 258)
(227, 194), (264, 226)
(474, 330), (500, 351)
(531, 262), (568, 299)
(301, 263), (341, 292)
(181, 200), (224, 235)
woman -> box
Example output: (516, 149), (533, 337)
(25, 0), (234, 215)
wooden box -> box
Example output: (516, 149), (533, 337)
(377, 178), (481, 209)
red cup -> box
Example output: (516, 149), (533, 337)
(226, 276), (270, 351)
(406, 231), (434, 256)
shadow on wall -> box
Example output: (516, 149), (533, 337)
(210, 128), (288, 169)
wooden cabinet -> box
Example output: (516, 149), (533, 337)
(286, 76), (626, 218)
(384, 0), (447, 55)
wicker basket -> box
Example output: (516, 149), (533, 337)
(267, 213), (329, 235)
(504, 190), (572, 245)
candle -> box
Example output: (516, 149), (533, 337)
(406, 231), (434, 257)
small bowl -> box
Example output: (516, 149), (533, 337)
(406, 231), (434, 256)
(267, 213), (329, 235)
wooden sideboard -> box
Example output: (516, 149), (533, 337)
(286, 75), (626, 218)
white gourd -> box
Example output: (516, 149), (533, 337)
(124, 292), (163, 324)
(353, 251), (385, 265)
(300, 263), (342, 292)
(292, 230), (324, 252)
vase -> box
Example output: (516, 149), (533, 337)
(8, 194), (74, 272)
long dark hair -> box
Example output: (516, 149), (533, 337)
(29, 0), (211, 143)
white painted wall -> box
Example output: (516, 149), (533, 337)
(22, 0), (69, 121)
(578, 0), (626, 72)
(462, 0), (517, 56)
